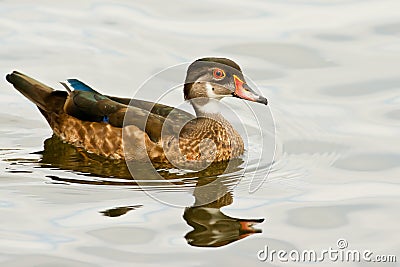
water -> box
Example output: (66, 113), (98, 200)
(1, 1), (399, 266)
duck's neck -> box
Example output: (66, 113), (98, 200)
(192, 99), (225, 121)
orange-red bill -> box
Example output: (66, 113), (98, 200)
(233, 75), (268, 105)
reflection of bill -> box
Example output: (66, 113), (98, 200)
(184, 175), (264, 247)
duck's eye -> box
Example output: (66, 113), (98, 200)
(213, 68), (225, 80)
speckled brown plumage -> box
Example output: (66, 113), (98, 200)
(163, 115), (244, 164)
(49, 112), (124, 159)
(46, 111), (243, 165)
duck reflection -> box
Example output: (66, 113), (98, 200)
(40, 135), (132, 179)
(25, 135), (264, 248)
(184, 176), (264, 247)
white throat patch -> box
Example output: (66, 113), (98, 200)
(195, 99), (221, 114)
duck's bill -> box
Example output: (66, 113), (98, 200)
(232, 75), (268, 105)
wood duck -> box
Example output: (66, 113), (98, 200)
(6, 58), (268, 165)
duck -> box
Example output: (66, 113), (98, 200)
(6, 57), (268, 165)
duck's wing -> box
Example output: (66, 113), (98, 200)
(64, 80), (194, 142)
(108, 96), (195, 123)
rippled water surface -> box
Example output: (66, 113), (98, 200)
(1, 1), (399, 266)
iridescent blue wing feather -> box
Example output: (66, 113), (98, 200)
(66, 79), (98, 93)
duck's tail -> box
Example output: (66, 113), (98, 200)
(6, 71), (56, 112)
(6, 71), (67, 114)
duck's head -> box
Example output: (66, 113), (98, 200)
(184, 57), (267, 115)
